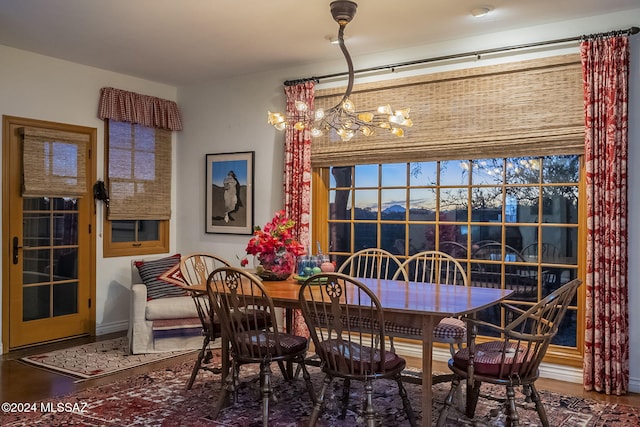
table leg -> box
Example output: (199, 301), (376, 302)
(421, 315), (436, 427)
(284, 307), (294, 378)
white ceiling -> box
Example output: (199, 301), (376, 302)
(0, 0), (638, 86)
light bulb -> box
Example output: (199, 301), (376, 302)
(377, 105), (392, 115)
(295, 101), (308, 112)
(357, 112), (374, 123)
(391, 127), (404, 137)
(311, 128), (323, 137)
(342, 99), (355, 113)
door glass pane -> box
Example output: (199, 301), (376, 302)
(23, 249), (51, 284)
(53, 282), (78, 317)
(54, 248), (77, 280)
(23, 213), (50, 248)
(23, 285), (50, 321)
(54, 213), (78, 246)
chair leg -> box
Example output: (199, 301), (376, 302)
(395, 374), (417, 427)
(466, 380), (482, 419)
(340, 378), (351, 419)
(260, 362), (273, 427)
(212, 359), (235, 419)
(437, 375), (460, 427)
(186, 334), (210, 390)
(389, 336), (396, 353)
(363, 379), (376, 427)
(309, 374), (333, 427)
(528, 383), (550, 427)
(505, 385), (520, 427)
(297, 358), (317, 405)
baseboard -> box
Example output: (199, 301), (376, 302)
(96, 320), (129, 336)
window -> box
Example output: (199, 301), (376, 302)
(313, 155), (583, 365)
(103, 120), (170, 257)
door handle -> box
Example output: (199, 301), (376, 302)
(12, 236), (22, 264)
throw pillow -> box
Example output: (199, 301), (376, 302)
(135, 254), (188, 300)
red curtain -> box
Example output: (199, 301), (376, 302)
(283, 81), (314, 336)
(581, 35), (629, 395)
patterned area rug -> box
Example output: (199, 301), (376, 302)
(19, 337), (195, 380)
(4, 349), (639, 426)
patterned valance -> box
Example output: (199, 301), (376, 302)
(98, 87), (183, 131)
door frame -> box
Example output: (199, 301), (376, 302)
(2, 115), (97, 352)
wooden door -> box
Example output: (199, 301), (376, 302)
(3, 116), (96, 349)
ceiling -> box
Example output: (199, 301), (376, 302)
(0, 0), (638, 86)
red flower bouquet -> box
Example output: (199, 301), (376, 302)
(245, 210), (305, 280)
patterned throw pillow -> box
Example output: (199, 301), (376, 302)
(135, 254), (188, 300)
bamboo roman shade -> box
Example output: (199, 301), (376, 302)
(21, 126), (88, 198)
(311, 54), (584, 167)
(107, 121), (172, 220)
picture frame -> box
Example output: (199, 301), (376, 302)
(205, 151), (254, 234)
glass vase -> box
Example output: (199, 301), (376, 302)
(254, 250), (295, 281)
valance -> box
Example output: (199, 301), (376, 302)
(98, 87), (183, 131)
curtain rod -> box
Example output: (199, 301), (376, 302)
(284, 26), (639, 86)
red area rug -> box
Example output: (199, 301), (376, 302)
(3, 349), (639, 426)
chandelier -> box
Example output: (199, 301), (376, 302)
(267, 0), (413, 142)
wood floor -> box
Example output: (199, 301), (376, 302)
(2, 332), (639, 413)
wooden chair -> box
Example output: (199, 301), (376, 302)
(298, 273), (417, 426)
(437, 278), (582, 427)
(179, 253), (231, 389)
(207, 267), (315, 426)
(389, 250), (469, 357)
(337, 248), (405, 280)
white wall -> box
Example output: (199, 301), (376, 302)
(0, 7), (638, 392)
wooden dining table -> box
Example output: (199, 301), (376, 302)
(192, 272), (513, 425)
(256, 276), (513, 426)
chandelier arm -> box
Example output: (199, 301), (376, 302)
(334, 23), (354, 108)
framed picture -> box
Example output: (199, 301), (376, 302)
(205, 151), (254, 234)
